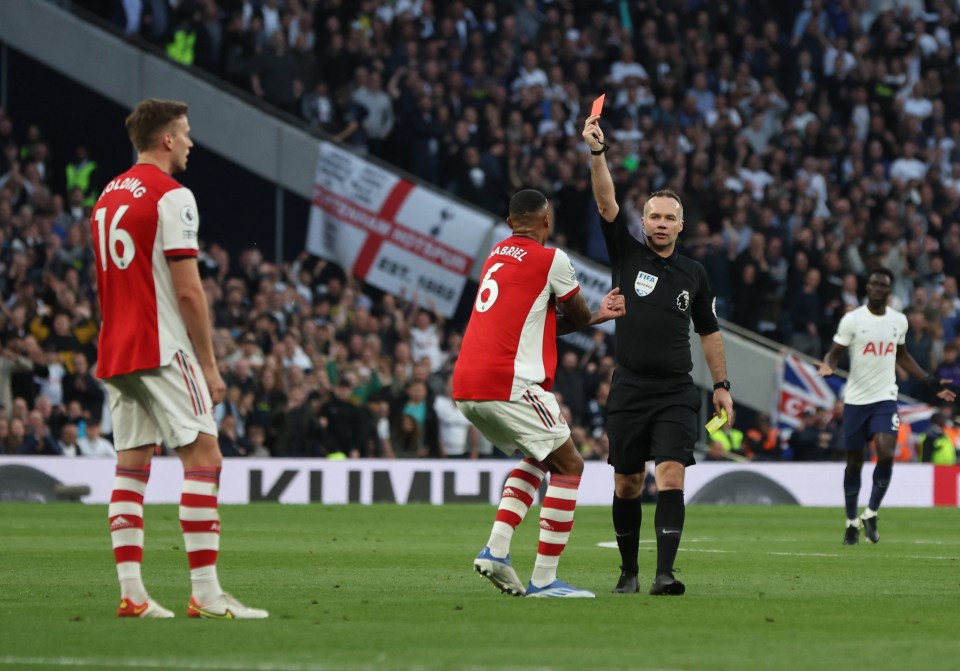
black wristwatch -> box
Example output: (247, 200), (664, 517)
(713, 380), (731, 391)
(590, 144), (610, 155)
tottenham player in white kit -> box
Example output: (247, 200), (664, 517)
(454, 189), (626, 598)
(92, 99), (267, 618)
(819, 268), (955, 545)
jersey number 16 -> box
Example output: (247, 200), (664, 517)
(94, 205), (136, 271)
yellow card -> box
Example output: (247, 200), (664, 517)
(705, 408), (728, 433)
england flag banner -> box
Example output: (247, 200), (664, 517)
(778, 353), (935, 436)
(307, 142), (496, 317)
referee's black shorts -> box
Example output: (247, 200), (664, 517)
(606, 367), (700, 474)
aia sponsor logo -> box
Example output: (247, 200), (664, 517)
(861, 341), (895, 356)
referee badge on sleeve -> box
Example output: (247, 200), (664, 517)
(635, 271), (658, 297)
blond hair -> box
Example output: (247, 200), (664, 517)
(125, 98), (189, 153)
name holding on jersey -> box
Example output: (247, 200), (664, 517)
(489, 244), (527, 262)
(103, 176), (147, 199)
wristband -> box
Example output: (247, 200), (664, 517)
(590, 144), (610, 155)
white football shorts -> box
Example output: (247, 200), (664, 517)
(105, 349), (217, 451)
(456, 385), (570, 462)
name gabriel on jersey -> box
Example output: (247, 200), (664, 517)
(489, 245), (528, 262)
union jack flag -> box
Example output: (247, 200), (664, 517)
(777, 354), (935, 435)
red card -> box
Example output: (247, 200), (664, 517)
(591, 94), (605, 117)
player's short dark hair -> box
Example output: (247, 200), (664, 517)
(509, 189), (548, 219)
(868, 267), (895, 285)
(125, 98), (189, 153)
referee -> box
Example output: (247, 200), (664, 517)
(583, 114), (734, 596)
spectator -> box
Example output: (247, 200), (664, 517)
(934, 343), (960, 391)
(789, 267), (825, 358)
(57, 421), (82, 457)
(274, 386), (323, 457)
(706, 415), (746, 462)
(243, 422), (272, 458)
(553, 350), (585, 426)
(250, 29), (301, 115)
(320, 378), (365, 458)
(788, 408), (823, 462)
(433, 377), (473, 458)
(918, 411), (957, 465)
(743, 413), (783, 461)
(3, 416), (25, 455)
(61, 351), (104, 422)
(64, 145), (98, 210)
(352, 68), (395, 158)
(77, 420), (115, 458)
(19, 409), (60, 455)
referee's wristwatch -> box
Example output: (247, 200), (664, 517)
(713, 379), (731, 391)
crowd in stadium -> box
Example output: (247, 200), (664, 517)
(2, 0), (960, 463)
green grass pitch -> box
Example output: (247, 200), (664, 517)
(1, 503), (958, 671)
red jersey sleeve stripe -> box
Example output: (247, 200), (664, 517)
(164, 248), (199, 257)
(557, 285), (581, 302)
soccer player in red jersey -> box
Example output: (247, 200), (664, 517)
(92, 98), (267, 619)
(455, 189), (626, 597)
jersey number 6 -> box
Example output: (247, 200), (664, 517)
(475, 262), (505, 313)
(94, 205), (136, 271)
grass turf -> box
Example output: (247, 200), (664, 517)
(0, 503), (958, 671)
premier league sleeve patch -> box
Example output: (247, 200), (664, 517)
(180, 205), (198, 228)
(635, 271), (658, 297)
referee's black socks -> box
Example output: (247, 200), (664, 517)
(655, 489), (685, 576)
(612, 494), (642, 575)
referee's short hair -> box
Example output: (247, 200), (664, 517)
(644, 189), (684, 219)
(509, 189), (548, 219)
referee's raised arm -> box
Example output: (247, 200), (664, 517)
(583, 114), (619, 222)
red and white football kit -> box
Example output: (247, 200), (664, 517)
(94, 163), (199, 377)
(454, 235), (580, 400)
(461, 234), (589, 594)
(453, 235), (579, 460)
(91, 164), (215, 450)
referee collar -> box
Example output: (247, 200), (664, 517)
(641, 240), (680, 264)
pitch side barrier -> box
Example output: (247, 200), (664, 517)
(2, 457), (959, 507)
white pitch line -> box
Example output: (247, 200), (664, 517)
(0, 660), (681, 671)
(596, 542), (959, 560)
(596, 538), (716, 548)
(0, 658), (350, 671)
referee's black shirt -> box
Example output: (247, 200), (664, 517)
(601, 209), (719, 378)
